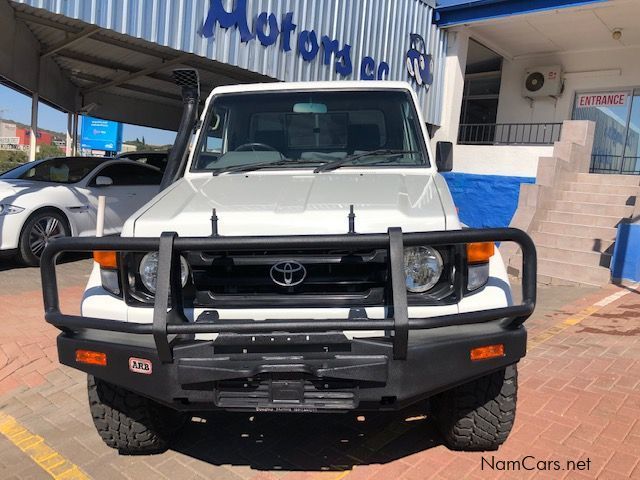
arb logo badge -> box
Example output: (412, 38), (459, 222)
(129, 357), (152, 375)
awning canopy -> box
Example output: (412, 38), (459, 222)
(443, 0), (640, 59)
(1, 1), (273, 131)
(434, 0), (607, 27)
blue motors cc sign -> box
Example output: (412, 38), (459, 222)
(406, 34), (434, 90)
(202, 0), (400, 81)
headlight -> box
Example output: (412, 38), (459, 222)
(0, 204), (25, 216)
(139, 252), (190, 294)
(403, 246), (443, 293)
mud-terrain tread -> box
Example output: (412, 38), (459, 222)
(433, 365), (517, 451)
(87, 375), (185, 454)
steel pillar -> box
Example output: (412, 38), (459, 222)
(29, 92), (38, 162)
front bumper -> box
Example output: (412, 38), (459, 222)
(41, 227), (536, 412)
(58, 320), (526, 411)
(0, 210), (28, 251)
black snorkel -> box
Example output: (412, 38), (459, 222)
(160, 69), (200, 190)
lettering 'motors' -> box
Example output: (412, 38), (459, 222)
(202, 0), (389, 80)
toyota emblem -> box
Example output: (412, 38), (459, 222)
(270, 261), (307, 287)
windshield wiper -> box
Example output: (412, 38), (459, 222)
(313, 149), (418, 173)
(211, 158), (322, 176)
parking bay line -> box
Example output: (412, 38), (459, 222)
(528, 285), (637, 349)
(0, 411), (91, 480)
(324, 285), (638, 480)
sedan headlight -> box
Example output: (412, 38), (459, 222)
(0, 204), (25, 216)
(139, 252), (190, 294)
(403, 246), (443, 293)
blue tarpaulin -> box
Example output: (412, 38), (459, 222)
(611, 223), (640, 282)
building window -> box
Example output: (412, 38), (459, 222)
(458, 40), (503, 145)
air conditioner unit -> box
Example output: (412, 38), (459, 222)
(522, 66), (563, 98)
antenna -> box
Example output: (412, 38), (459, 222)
(211, 208), (219, 237)
(348, 204), (356, 234)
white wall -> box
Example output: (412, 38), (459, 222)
(497, 46), (640, 124)
(433, 39), (640, 177)
(431, 30), (469, 144)
(452, 144), (552, 177)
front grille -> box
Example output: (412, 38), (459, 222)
(187, 249), (389, 308)
(123, 246), (460, 308)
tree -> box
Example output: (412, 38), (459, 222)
(0, 149), (28, 174)
(35, 143), (64, 160)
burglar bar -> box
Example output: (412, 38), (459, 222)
(40, 228), (537, 362)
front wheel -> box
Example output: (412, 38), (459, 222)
(88, 375), (186, 455)
(18, 210), (69, 266)
(432, 365), (518, 451)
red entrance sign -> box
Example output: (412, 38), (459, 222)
(576, 92), (627, 108)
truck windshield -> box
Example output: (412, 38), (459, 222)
(191, 90), (429, 173)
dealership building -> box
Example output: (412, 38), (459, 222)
(1, 0), (639, 284)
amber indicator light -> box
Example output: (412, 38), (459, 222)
(75, 349), (107, 366)
(466, 242), (495, 264)
(470, 344), (504, 361)
(93, 251), (118, 269)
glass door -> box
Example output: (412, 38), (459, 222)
(572, 90), (632, 174)
(622, 90), (640, 174)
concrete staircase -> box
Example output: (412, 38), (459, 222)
(530, 173), (638, 285)
(502, 121), (640, 286)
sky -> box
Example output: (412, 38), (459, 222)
(0, 84), (176, 146)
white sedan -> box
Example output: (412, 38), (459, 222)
(0, 156), (163, 265)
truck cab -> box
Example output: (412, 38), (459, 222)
(41, 78), (536, 455)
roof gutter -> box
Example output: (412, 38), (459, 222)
(434, 0), (608, 27)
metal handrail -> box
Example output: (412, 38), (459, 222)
(590, 154), (640, 175)
(458, 122), (563, 146)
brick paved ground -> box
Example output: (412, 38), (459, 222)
(0, 259), (638, 479)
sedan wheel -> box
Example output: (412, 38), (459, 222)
(19, 211), (70, 266)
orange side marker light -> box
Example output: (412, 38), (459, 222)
(75, 349), (107, 366)
(470, 344), (504, 361)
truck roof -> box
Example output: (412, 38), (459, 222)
(211, 80), (415, 95)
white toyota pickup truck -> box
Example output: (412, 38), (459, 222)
(40, 70), (536, 455)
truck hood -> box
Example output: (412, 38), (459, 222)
(130, 172), (448, 237)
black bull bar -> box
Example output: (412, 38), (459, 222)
(40, 228), (536, 363)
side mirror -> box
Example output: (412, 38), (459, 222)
(95, 176), (113, 187)
(435, 141), (453, 172)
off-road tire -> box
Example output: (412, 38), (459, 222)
(88, 375), (186, 455)
(432, 364), (517, 451)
